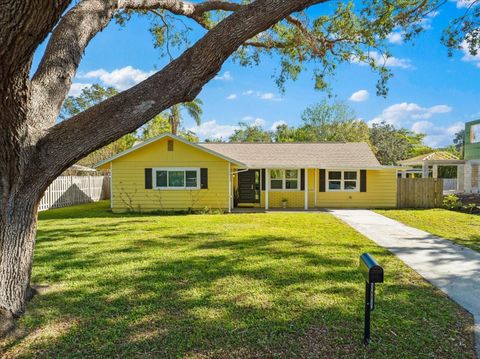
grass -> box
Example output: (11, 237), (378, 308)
(0, 201), (474, 358)
(376, 208), (480, 252)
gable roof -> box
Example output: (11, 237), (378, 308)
(199, 142), (382, 168)
(94, 133), (246, 168)
(399, 151), (462, 166)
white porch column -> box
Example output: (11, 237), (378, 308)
(422, 162), (429, 178)
(464, 162), (472, 193)
(400, 170), (407, 178)
(265, 168), (269, 210)
(304, 168), (308, 210)
(228, 163), (232, 213)
(432, 165), (438, 179)
(457, 164), (465, 192)
(314, 169), (317, 208)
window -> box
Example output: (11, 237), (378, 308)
(269, 169), (299, 190)
(471, 124), (480, 144)
(154, 168), (199, 189)
(327, 170), (358, 191)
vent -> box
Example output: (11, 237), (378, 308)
(167, 140), (174, 151)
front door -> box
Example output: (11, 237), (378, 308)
(237, 170), (260, 203)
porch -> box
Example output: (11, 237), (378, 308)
(227, 166), (396, 212)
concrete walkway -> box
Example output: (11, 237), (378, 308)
(329, 209), (480, 357)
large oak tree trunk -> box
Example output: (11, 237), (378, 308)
(0, 198), (38, 322)
(0, 69), (41, 332)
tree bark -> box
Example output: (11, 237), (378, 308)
(0, 197), (38, 322)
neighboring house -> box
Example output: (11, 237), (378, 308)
(95, 133), (399, 212)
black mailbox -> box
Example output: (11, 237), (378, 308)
(359, 253), (384, 284)
(359, 253), (384, 345)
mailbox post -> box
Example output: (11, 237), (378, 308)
(359, 253), (384, 345)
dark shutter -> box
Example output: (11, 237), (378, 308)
(261, 169), (266, 190)
(200, 168), (208, 189)
(360, 170), (367, 192)
(300, 169), (305, 190)
(145, 168), (153, 189)
(319, 169), (326, 192)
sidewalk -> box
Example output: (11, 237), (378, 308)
(330, 209), (480, 358)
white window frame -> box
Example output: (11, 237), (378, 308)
(326, 170), (359, 192)
(269, 168), (300, 191)
(153, 167), (200, 190)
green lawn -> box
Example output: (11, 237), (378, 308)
(1, 202), (474, 358)
(377, 209), (480, 252)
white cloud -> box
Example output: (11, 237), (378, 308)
(349, 89), (369, 102)
(214, 71), (233, 81)
(270, 120), (287, 130)
(189, 120), (238, 140)
(353, 51), (414, 69)
(411, 120), (464, 147)
(460, 40), (480, 67)
(242, 90), (283, 101)
(369, 102), (453, 127)
(226, 94), (237, 100)
(242, 116), (266, 127)
(79, 66), (155, 90)
(454, 0), (478, 8)
(387, 31), (404, 45)
(68, 83), (91, 96)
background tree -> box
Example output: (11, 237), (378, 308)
(167, 100), (203, 136)
(368, 122), (425, 165)
(453, 129), (465, 158)
(0, 0), (444, 329)
(298, 100), (370, 143)
(229, 122), (273, 143)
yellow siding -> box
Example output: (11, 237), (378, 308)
(255, 168), (396, 209)
(111, 137), (229, 212)
(315, 169), (397, 208)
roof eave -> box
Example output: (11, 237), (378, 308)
(94, 133), (246, 168)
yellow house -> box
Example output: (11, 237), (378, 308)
(96, 133), (398, 212)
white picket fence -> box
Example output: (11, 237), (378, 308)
(38, 175), (110, 211)
(443, 178), (458, 192)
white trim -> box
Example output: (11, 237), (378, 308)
(304, 168), (308, 210)
(110, 162), (113, 209)
(314, 168), (317, 207)
(269, 168), (300, 191)
(94, 133), (245, 168)
(326, 169), (360, 192)
(152, 167), (200, 190)
(265, 168), (269, 210)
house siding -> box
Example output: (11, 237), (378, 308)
(109, 137), (229, 212)
(256, 168), (396, 209)
(315, 169), (397, 208)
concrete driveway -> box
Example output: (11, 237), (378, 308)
(329, 209), (480, 358)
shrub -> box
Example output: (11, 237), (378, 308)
(463, 203), (478, 214)
(443, 194), (463, 211)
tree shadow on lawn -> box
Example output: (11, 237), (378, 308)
(2, 232), (475, 358)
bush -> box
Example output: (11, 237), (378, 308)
(463, 203), (478, 214)
(443, 194), (463, 211)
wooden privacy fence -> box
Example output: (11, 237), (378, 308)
(38, 175), (110, 211)
(397, 178), (444, 208)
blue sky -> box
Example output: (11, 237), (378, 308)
(33, 0), (480, 147)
